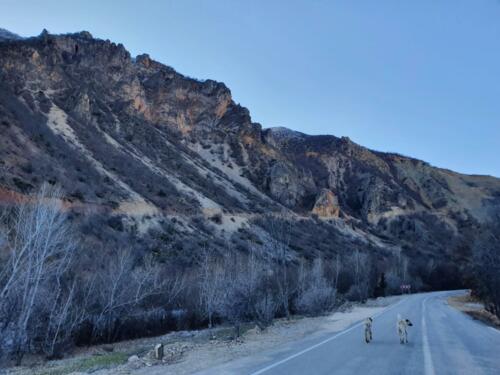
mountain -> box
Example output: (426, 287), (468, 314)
(0, 28), (22, 41)
(1, 30), (499, 288)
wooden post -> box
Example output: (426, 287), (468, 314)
(154, 343), (164, 360)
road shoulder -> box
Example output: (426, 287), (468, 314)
(447, 292), (500, 330)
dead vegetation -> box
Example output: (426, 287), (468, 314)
(0, 191), (412, 368)
(448, 292), (500, 329)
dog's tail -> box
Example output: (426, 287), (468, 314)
(397, 313), (402, 321)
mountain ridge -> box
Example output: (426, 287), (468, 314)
(2, 28), (496, 177)
(0, 28), (22, 41)
(1, 29), (499, 289)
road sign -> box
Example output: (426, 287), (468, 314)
(400, 284), (411, 293)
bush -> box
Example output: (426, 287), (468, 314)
(296, 258), (336, 315)
(473, 224), (500, 318)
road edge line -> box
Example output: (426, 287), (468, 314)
(422, 297), (436, 375)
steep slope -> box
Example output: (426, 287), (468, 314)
(0, 30), (499, 287)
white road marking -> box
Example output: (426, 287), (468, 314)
(250, 297), (408, 375)
(422, 297), (436, 375)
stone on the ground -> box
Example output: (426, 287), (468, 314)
(128, 354), (140, 363)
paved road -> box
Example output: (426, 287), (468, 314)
(198, 291), (500, 375)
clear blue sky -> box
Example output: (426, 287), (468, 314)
(2, 0), (499, 177)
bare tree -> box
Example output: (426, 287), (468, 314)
(217, 252), (249, 338)
(296, 257), (336, 315)
(473, 224), (500, 318)
(265, 214), (293, 319)
(89, 247), (184, 343)
(334, 253), (341, 289)
(0, 183), (77, 363)
(385, 252), (411, 295)
(198, 247), (225, 329)
(42, 278), (84, 358)
(246, 248), (278, 329)
(345, 250), (372, 301)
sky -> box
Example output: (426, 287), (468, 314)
(2, 0), (499, 177)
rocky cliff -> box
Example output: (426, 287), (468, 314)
(1, 30), (499, 287)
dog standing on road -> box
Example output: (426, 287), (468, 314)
(397, 314), (413, 344)
(364, 317), (373, 343)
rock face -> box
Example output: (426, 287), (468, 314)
(0, 30), (499, 288)
(267, 161), (315, 207)
(312, 189), (340, 218)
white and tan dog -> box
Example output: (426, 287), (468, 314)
(397, 314), (413, 344)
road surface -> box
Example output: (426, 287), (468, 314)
(197, 291), (500, 375)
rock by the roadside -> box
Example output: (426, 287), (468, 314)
(127, 355), (140, 363)
(245, 325), (261, 336)
(127, 354), (146, 370)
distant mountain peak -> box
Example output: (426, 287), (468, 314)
(0, 28), (22, 41)
(264, 126), (305, 143)
(266, 126), (305, 137)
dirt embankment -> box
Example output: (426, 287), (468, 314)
(448, 292), (500, 329)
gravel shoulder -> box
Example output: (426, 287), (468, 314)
(448, 291), (500, 329)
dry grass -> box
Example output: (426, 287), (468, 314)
(3, 352), (129, 375)
(448, 293), (500, 329)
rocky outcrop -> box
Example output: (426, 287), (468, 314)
(312, 189), (340, 218)
(267, 161), (316, 207)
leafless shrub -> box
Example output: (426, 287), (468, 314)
(473, 223), (500, 318)
(344, 250), (372, 301)
(0, 180), (188, 363)
(88, 247), (185, 343)
(216, 253), (249, 337)
(245, 248), (278, 329)
(264, 214), (293, 319)
(198, 247), (225, 328)
(385, 270), (403, 295)
(212, 247), (279, 337)
(0, 184), (395, 362)
(385, 252), (412, 295)
(0, 183), (77, 363)
(296, 257), (336, 315)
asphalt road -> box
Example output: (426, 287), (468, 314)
(198, 291), (500, 375)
